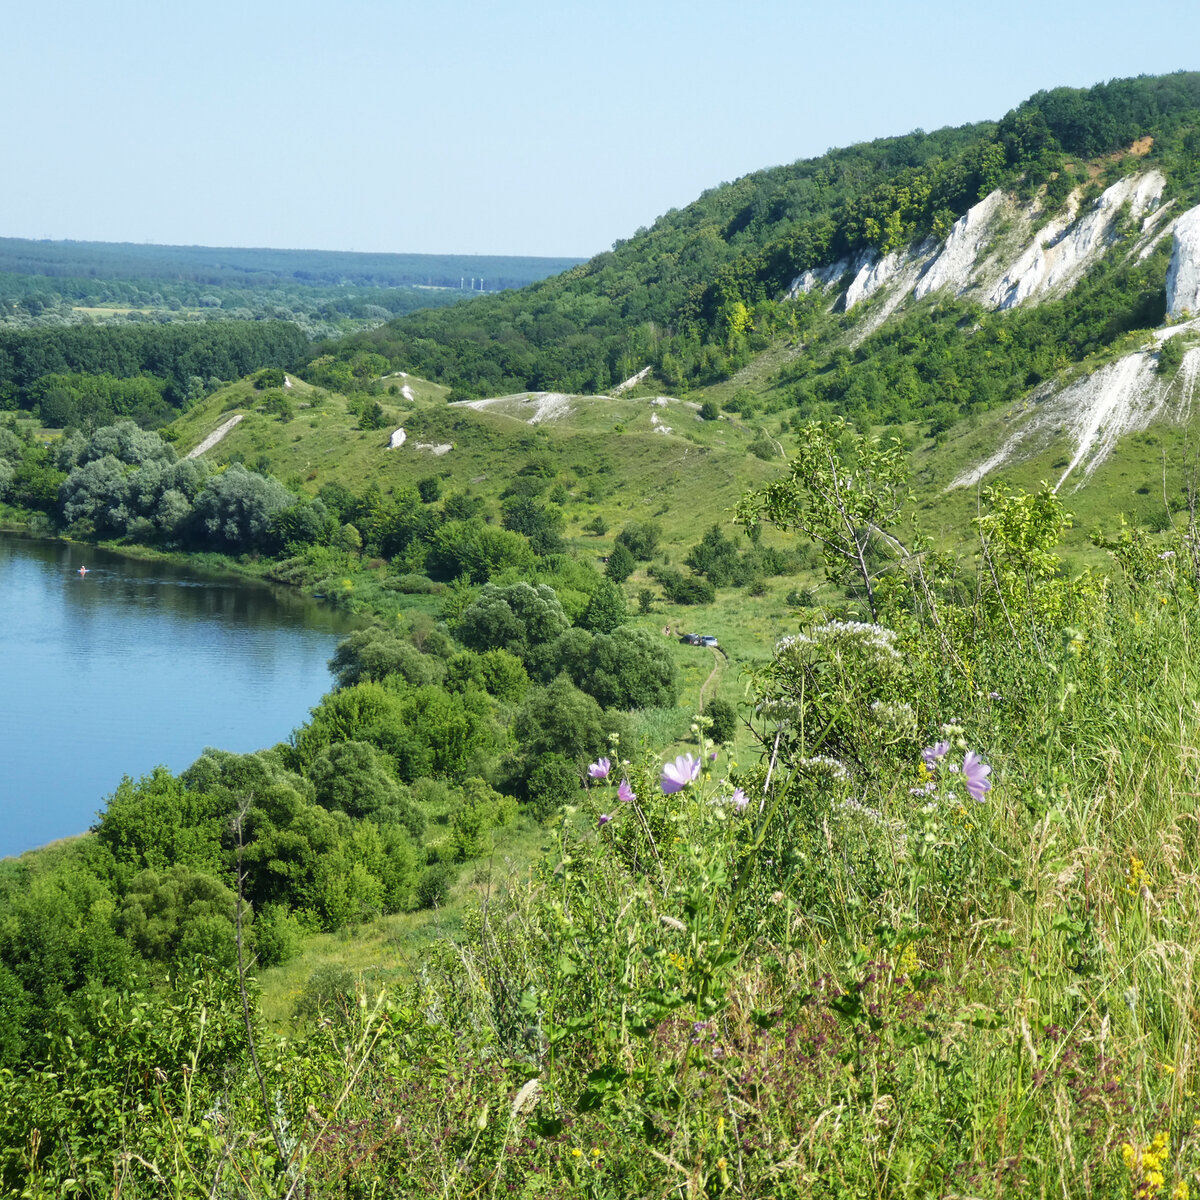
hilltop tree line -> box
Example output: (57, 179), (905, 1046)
(0, 319), (308, 421)
(333, 72), (1200, 401)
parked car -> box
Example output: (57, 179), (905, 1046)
(679, 633), (702, 645)
(699, 635), (719, 648)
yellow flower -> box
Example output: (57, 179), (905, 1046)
(571, 1148), (583, 1158)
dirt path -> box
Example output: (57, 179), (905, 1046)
(698, 646), (727, 709)
(185, 414), (243, 459)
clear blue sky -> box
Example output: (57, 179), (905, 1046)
(3, 0), (1197, 258)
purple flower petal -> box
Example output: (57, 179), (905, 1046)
(617, 778), (636, 804)
(588, 757), (611, 780)
(921, 741), (950, 770)
(661, 753), (701, 794)
(963, 750), (992, 802)
(730, 787), (748, 812)
(598, 812), (612, 828)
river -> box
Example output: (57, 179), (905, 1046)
(0, 533), (355, 858)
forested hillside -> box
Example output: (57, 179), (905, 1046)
(339, 73), (1200, 403)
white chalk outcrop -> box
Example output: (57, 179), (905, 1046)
(389, 427), (407, 449)
(844, 250), (899, 310)
(786, 170), (1167, 322)
(788, 259), (849, 299)
(951, 329), (1200, 492)
(1167, 203), (1200, 317)
(914, 190), (1006, 300)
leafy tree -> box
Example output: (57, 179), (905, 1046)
(456, 582), (570, 660)
(523, 753), (580, 821)
(580, 577), (628, 633)
(615, 521), (661, 560)
(737, 417), (912, 621)
(604, 541), (636, 583)
(192, 463), (294, 551)
(329, 627), (444, 689)
(570, 628), (679, 710)
(704, 697), (738, 745)
(116, 865), (238, 968)
(308, 740), (423, 836)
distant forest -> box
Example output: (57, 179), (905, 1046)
(0, 239), (583, 293)
(0, 241), (584, 340)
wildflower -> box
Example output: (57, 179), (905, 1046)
(708, 750), (718, 761)
(571, 1148), (583, 1158)
(661, 753), (701, 794)
(617, 778), (636, 804)
(922, 741), (950, 770)
(597, 812), (612, 828)
(588, 757), (611, 780)
(730, 787), (748, 812)
(962, 750), (991, 802)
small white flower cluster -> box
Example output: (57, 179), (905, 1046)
(796, 755), (850, 782)
(870, 699), (917, 733)
(753, 696), (803, 724)
(838, 796), (906, 835)
(774, 620), (900, 660)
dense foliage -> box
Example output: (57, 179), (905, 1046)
(0, 320), (308, 417)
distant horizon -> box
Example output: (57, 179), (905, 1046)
(3, 1), (1198, 257)
(0, 233), (585, 263)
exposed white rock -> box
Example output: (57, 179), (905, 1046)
(650, 412), (673, 434)
(1167, 204), (1200, 317)
(283, 375), (293, 389)
(612, 365), (652, 395)
(1054, 351), (1160, 487)
(389, 427), (407, 449)
(1179, 347), (1200, 422)
(989, 173), (1165, 309)
(914, 189), (1007, 300)
(950, 340), (1185, 492)
(415, 442), (453, 456)
(400, 384), (415, 402)
(788, 259), (848, 299)
(843, 249), (899, 311)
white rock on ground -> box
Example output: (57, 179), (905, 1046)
(400, 385), (415, 402)
(389, 428), (407, 449)
(1167, 204), (1200, 316)
(990, 173), (1165, 309)
(612, 365), (651, 395)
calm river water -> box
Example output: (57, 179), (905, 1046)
(0, 533), (355, 858)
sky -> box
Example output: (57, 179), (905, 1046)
(3, 0), (1199, 260)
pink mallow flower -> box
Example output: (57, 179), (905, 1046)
(921, 741), (950, 770)
(963, 750), (992, 802)
(588, 757), (611, 780)
(661, 754), (701, 794)
(618, 778), (636, 804)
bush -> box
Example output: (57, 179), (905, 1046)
(415, 862), (457, 909)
